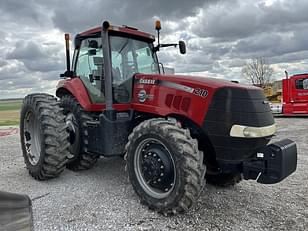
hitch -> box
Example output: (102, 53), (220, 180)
(243, 139), (297, 184)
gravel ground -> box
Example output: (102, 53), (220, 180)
(0, 118), (307, 231)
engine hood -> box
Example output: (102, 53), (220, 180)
(135, 73), (260, 92)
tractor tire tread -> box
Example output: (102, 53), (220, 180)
(125, 117), (206, 215)
(20, 93), (69, 180)
(60, 95), (99, 171)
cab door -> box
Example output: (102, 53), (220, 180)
(74, 37), (105, 104)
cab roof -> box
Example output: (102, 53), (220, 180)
(79, 25), (155, 42)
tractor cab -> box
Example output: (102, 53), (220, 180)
(72, 27), (160, 104)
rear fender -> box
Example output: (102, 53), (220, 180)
(56, 78), (100, 111)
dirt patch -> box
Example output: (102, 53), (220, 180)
(0, 127), (19, 137)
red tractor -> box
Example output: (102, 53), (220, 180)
(20, 21), (297, 214)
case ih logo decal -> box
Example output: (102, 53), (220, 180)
(138, 79), (156, 85)
(138, 90), (154, 103)
(138, 90), (147, 103)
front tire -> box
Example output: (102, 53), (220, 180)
(125, 118), (205, 214)
(20, 94), (69, 180)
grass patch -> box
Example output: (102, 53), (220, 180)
(0, 100), (22, 111)
(0, 100), (22, 126)
(0, 119), (19, 126)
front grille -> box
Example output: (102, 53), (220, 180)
(203, 87), (274, 161)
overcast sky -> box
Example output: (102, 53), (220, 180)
(0, 0), (308, 99)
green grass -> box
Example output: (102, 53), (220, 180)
(0, 100), (22, 111)
(0, 119), (19, 126)
(0, 100), (22, 126)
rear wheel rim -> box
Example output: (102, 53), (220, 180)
(65, 113), (78, 159)
(23, 110), (41, 165)
(134, 138), (176, 199)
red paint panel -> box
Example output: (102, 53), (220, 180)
(165, 94), (173, 107)
(181, 97), (191, 112)
(173, 96), (182, 110)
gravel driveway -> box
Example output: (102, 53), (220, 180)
(0, 118), (307, 230)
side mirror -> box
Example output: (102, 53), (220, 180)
(179, 41), (186, 54)
(60, 70), (74, 78)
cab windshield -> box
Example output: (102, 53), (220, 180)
(110, 35), (159, 103)
(110, 35), (159, 83)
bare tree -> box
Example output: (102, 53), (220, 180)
(242, 58), (273, 87)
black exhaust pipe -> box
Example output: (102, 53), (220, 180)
(101, 21), (115, 120)
(60, 34), (73, 78)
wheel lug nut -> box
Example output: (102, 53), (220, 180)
(158, 178), (161, 182)
(144, 155), (147, 158)
(153, 153), (156, 157)
(165, 188), (169, 192)
(170, 183), (174, 186)
(160, 173), (164, 176)
(160, 166), (164, 169)
(154, 181), (157, 184)
(148, 153), (152, 156)
(158, 159), (161, 162)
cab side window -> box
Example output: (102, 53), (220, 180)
(295, 79), (303, 89)
(75, 38), (105, 103)
(295, 78), (308, 90)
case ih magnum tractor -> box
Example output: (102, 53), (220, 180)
(20, 21), (297, 214)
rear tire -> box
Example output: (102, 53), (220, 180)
(205, 172), (242, 187)
(20, 93), (69, 180)
(60, 95), (99, 171)
(125, 118), (206, 214)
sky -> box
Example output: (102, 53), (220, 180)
(0, 0), (308, 99)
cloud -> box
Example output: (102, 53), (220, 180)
(49, 0), (213, 34)
(0, 0), (308, 99)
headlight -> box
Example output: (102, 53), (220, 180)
(230, 124), (276, 138)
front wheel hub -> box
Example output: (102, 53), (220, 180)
(135, 138), (176, 199)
